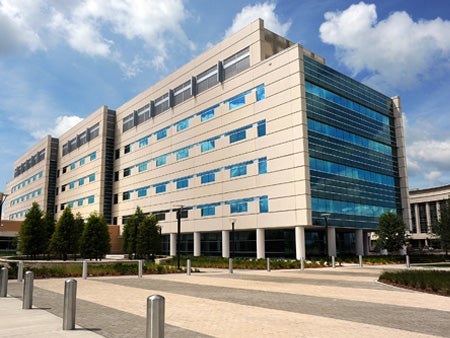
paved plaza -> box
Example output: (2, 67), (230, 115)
(2, 264), (450, 337)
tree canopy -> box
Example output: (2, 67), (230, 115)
(432, 198), (450, 255)
(19, 202), (46, 258)
(49, 206), (76, 260)
(376, 211), (407, 254)
(80, 212), (111, 260)
(136, 214), (161, 259)
(122, 206), (145, 258)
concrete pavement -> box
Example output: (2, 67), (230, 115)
(2, 264), (450, 337)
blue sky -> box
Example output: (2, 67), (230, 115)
(1, 0), (450, 193)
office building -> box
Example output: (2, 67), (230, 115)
(3, 19), (409, 258)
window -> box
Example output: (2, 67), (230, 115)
(258, 157), (267, 174)
(201, 172), (215, 184)
(200, 108), (215, 122)
(176, 178), (189, 189)
(63, 166), (67, 174)
(114, 171), (119, 181)
(257, 120), (266, 137)
(114, 194), (118, 204)
(156, 129), (167, 140)
(79, 178), (85, 186)
(88, 196), (95, 204)
(156, 155), (167, 167)
(70, 163), (76, 170)
(201, 206), (216, 217)
(138, 163), (148, 172)
(201, 139), (215, 152)
(137, 188), (147, 197)
(89, 173), (95, 182)
(230, 201), (248, 214)
(115, 149), (120, 160)
(229, 129), (246, 143)
(139, 137), (148, 147)
(230, 164), (247, 178)
(124, 168), (131, 177)
(229, 94), (246, 110)
(155, 184), (166, 194)
(90, 152), (96, 161)
(124, 144), (131, 154)
(123, 191), (130, 200)
(69, 182), (75, 189)
(176, 118), (189, 132)
(177, 148), (189, 160)
(78, 199), (83, 207)
(79, 158), (85, 166)
(256, 84), (265, 101)
(259, 196), (268, 213)
(62, 185), (66, 192)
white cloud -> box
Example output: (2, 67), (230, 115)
(0, 0), (192, 75)
(32, 115), (84, 139)
(319, 2), (450, 89)
(225, 2), (291, 37)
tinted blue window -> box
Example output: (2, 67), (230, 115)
(259, 196), (268, 213)
(258, 157), (267, 174)
(78, 199), (83, 207)
(88, 195), (95, 204)
(257, 120), (266, 137)
(230, 130), (246, 143)
(138, 163), (148, 172)
(201, 139), (215, 152)
(69, 182), (75, 189)
(70, 163), (76, 170)
(79, 158), (85, 166)
(201, 172), (215, 184)
(176, 179), (188, 189)
(156, 155), (167, 166)
(256, 84), (265, 101)
(230, 164), (247, 178)
(176, 119), (189, 132)
(139, 137), (149, 147)
(89, 173), (95, 182)
(156, 129), (167, 140)
(201, 206), (215, 216)
(90, 152), (96, 161)
(155, 184), (166, 194)
(177, 148), (189, 160)
(138, 188), (147, 197)
(79, 178), (84, 186)
(201, 108), (215, 122)
(230, 201), (248, 214)
(229, 95), (246, 110)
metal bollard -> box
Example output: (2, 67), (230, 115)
(146, 295), (165, 338)
(186, 259), (191, 276)
(267, 258), (270, 272)
(332, 256), (336, 268)
(18, 261), (24, 282)
(63, 279), (77, 330)
(0, 267), (8, 297)
(300, 258), (305, 271)
(406, 255), (410, 268)
(23, 271), (34, 309)
(359, 255), (363, 268)
(229, 258), (233, 274)
(139, 260), (143, 278)
(82, 260), (87, 280)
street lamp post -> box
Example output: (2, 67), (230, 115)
(231, 219), (236, 258)
(321, 213), (331, 257)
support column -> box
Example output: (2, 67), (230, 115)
(425, 203), (432, 234)
(222, 231), (230, 258)
(169, 233), (177, 256)
(256, 228), (265, 259)
(327, 227), (336, 257)
(355, 229), (364, 256)
(295, 226), (306, 260)
(193, 232), (201, 257)
(363, 231), (370, 256)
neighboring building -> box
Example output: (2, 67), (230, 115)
(409, 184), (450, 249)
(2, 19), (409, 258)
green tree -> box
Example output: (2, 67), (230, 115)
(50, 206), (76, 260)
(432, 198), (450, 256)
(73, 212), (85, 254)
(80, 212), (111, 260)
(42, 211), (55, 256)
(376, 211), (407, 254)
(136, 214), (161, 259)
(19, 202), (46, 258)
(122, 206), (145, 258)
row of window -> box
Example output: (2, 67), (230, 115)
(117, 157), (267, 202)
(119, 120), (266, 179)
(60, 195), (95, 210)
(60, 152), (97, 175)
(309, 157), (394, 187)
(312, 197), (395, 218)
(11, 171), (43, 193)
(62, 123), (100, 156)
(9, 188), (42, 206)
(9, 208), (29, 220)
(14, 149), (46, 178)
(304, 56), (392, 116)
(120, 84), (265, 157)
(60, 173), (96, 192)
(308, 119), (392, 156)
(306, 81), (389, 125)
(122, 47), (251, 132)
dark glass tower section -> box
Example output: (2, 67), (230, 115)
(304, 56), (401, 230)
